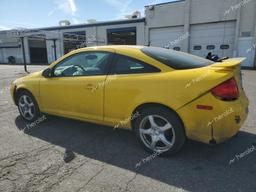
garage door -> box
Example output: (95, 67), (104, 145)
(149, 26), (184, 51)
(190, 21), (236, 58)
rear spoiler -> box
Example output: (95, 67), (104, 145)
(209, 58), (245, 69)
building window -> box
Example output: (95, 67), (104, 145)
(107, 27), (136, 45)
(193, 45), (202, 50)
(241, 31), (251, 37)
(206, 45), (215, 50)
(63, 31), (86, 54)
(220, 44), (230, 49)
(173, 47), (181, 51)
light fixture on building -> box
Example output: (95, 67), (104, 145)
(148, 5), (154, 10)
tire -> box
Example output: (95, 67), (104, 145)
(134, 106), (186, 156)
(17, 90), (41, 122)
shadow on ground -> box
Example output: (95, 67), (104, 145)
(15, 115), (256, 192)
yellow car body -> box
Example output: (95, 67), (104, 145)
(10, 46), (249, 147)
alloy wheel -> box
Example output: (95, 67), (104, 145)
(18, 94), (35, 121)
(139, 114), (176, 153)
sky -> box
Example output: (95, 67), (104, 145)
(0, 0), (174, 30)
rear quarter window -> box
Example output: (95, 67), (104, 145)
(141, 47), (214, 70)
(112, 54), (161, 74)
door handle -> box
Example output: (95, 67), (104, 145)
(85, 84), (95, 91)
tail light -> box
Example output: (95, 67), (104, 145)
(211, 78), (239, 101)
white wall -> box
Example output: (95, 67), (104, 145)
(0, 48), (23, 63)
(238, 37), (255, 67)
(0, 32), (23, 63)
(145, 1), (185, 28)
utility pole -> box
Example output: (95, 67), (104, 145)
(20, 36), (28, 73)
(53, 39), (57, 61)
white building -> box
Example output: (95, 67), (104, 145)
(0, 0), (255, 68)
(145, 0), (256, 68)
(0, 18), (145, 64)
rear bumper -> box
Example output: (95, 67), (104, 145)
(177, 91), (249, 144)
(211, 105), (248, 143)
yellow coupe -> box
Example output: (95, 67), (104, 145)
(10, 46), (249, 155)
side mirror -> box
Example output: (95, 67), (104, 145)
(42, 68), (52, 78)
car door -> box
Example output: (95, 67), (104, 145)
(40, 51), (112, 121)
(104, 54), (161, 127)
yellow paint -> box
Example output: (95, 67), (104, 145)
(10, 46), (249, 144)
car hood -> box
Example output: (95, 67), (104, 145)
(13, 70), (43, 84)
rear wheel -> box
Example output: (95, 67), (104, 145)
(17, 90), (40, 122)
(134, 106), (186, 156)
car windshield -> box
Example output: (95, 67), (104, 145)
(141, 47), (214, 70)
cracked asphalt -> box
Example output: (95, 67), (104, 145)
(0, 65), (256, 192)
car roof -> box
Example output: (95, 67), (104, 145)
(75, 45), (145, 53)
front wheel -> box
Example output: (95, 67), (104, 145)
(17, 90), (40, 122)
(134, 106), (186, 156)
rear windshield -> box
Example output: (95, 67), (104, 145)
(141, 47), (214, 69)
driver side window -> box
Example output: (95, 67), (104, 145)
(53, 52), (111, 77)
